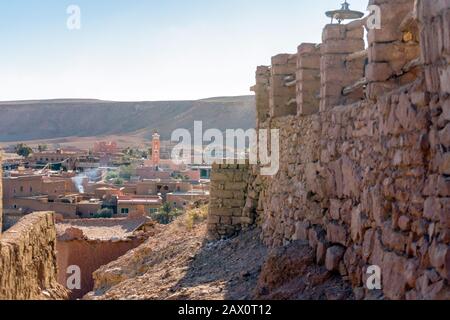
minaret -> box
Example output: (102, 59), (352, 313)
(151, 132), (161, 167)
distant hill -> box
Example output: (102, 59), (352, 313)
(0, 96), (255, 143)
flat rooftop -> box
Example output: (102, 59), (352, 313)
(56, 217), (150, 241)
(118, 199), (161, 205)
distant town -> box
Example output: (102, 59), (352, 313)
(1, 132), (211, 229)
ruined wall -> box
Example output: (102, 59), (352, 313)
(0, 212), (68, 300)
(4, 197), (78, 219)
(209, 0), (449, 299)
(207, 163), (254, 239)
(253, 66), (271, 125)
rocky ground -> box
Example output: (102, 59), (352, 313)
(84, 210), (354, 300)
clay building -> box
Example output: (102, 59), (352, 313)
(2, 174), (75, 200)
(93, 141), (118, 154)
(117, 195), (162, 216)
(135, 166), (172, 180)
(135, 179), (193, 196)
(56, 217), (153, 299)
(27, 149), (100, 171)
(28, 149), (85, 170)
(166, 190), (209, 209)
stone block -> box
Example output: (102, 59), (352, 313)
(398, 215), (412, 231)
(382, 251), (408, 300)
(366, 62), (393, 82)
(322, 39), (365, 55)
(325, 246), (346, 271)
(322, 24), (347, 41)
(351, 206), (364, 243)
(327, 223), (348, 246)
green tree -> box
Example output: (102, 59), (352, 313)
(94, 208), (113, 218)
(113, 178), (124, 186)
(106, 171), (119, 181)
(37, 144), (48, 152)
(119, 165), (134, 180)
(15, 143), (33, 157)
(151, 203), (182, 225)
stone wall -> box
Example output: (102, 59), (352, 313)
(270, 54), (297, 118)
(252, 66), (271, 126)
(297, 43), (321, 115)
(0, 212), (68, 300)
(320, 22), (365, 111)
(209, 0), (449, 299)
(207, 163), (254, 239)
(258, 79), (449, 299)
(366, 0), (421, 100)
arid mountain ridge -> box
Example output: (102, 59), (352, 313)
(0, 96), (255, 143)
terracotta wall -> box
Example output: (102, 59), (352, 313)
(0, 212), (68, 300)
(4, 198), (78, 219)
(56, 238), (145, 299)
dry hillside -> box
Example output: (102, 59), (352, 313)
(0, 96), (255, 143)
(84, 208), (355, 300)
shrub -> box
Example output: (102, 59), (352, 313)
(15, 143), (33, 157)
(185, 205), (208, 230)
(113, 178), (124, 186)
(94, 208), (113, 218)
(151, 203), (183, 225)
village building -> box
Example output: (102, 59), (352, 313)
(117, 195), (162, 216)
(27, 149), (85, 170)
(93, 141), (118, 154)
(56, 216), (153, 299)
(166, 190), (209, 209)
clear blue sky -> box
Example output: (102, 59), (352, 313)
(0, 0), (368, 101)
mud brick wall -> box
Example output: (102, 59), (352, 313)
(0, 212), (68, 300)
(57, 236), (145, 299)
(207, 164), (253, 239)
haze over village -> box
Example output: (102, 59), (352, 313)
(0, 0), (449, 303)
